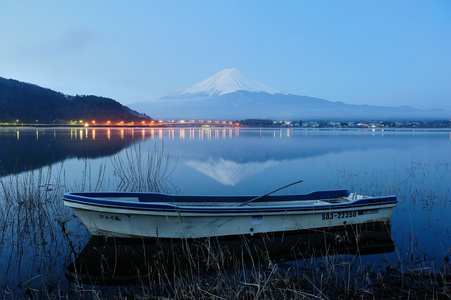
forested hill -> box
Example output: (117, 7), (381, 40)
(0, 77), (152, 124)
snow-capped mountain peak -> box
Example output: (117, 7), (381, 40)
(181, 68), (286, 96)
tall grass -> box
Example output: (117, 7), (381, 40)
(0, 143), (175, 297)
(110, 143), (175, 193)
(65, 222), (450, 299)
(0, 162), (80, 298)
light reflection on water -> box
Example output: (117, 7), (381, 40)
(1, 126), (450, 202)
(0, 127), (450, 296)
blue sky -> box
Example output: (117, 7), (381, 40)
(1, 1), (450, 110)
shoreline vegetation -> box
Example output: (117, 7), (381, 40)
(0, 139), (450, 298)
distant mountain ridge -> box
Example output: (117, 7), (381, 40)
(131, 69), (451, 121)
(0, 77), (151, 123)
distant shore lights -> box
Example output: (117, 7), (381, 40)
(73, 119), (239, 127)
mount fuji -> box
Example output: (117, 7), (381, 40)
(130, 69), (451, 121)
(180, 68), (286, 96)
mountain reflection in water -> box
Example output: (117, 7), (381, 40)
(66, 222), (394, 285)
(184, 158), (280, 186)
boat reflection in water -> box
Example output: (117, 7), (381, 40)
(66, 222), (395, 285)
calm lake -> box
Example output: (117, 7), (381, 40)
(1, 127), (450, 297)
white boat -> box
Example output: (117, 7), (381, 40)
(63, 189), (397, 239)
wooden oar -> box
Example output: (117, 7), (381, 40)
(236, 180), (304, 207)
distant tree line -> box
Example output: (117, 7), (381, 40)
(239, 119), (274, 127)
(0, 77), (152, 124)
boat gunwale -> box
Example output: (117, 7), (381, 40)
(63, 191), (398, 214)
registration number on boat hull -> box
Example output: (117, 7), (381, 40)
(322, 211), (357, 220)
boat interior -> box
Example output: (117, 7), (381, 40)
(91, 192), (367, 207)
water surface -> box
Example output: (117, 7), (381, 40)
(0, 127), (450, 296)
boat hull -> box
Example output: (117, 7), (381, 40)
(64, 191), (396, 238)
